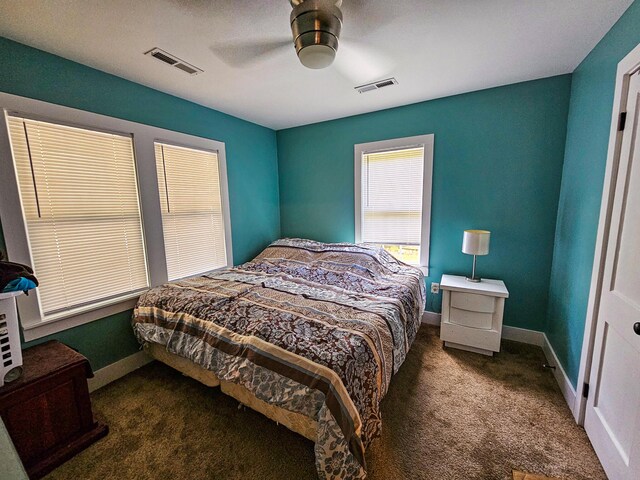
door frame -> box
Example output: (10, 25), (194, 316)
(575, 42), (640, 425)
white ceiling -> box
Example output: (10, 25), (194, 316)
(0, 0), (633, 130)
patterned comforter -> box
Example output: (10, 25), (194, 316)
(132, 238), (425, 479)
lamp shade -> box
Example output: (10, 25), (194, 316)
(462, 230), (491, 256)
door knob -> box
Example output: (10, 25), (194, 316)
(634, 322), (640, 335)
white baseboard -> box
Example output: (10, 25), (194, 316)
(542, 333), (578, 421)
(502, 325), (545, 347)
(88, 350), (152, 393)
(421, 311), (441, 325)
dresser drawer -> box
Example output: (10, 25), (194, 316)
(451, 292), (496, 313)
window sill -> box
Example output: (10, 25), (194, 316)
(21, 293), (142, 342)
(406, 264), (429, 277)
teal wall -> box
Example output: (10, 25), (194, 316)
(4, 0), (639, 380)
(546, 0), (640, 386)
(277, 76), (572, 331)
(0, 37), (281, 370)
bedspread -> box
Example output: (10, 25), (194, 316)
(132, 238), (425, 479)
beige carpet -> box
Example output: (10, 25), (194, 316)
(45, 326), (606, 480)
(513, 471), (560, 480)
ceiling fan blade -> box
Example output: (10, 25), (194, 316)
(333, 38), (395, 85)
(211, 39), (292, 68)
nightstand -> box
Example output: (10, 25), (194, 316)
(439, 274), (509, 356)
(0, 341), (108, 479)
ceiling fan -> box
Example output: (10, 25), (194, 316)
(290, 0), (343, 69)
(211, 0), (396, 83)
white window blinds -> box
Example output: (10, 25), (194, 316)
(155, 142), (227, 280)
(7, 116), (148, 316)
(361, 146), (425, 246)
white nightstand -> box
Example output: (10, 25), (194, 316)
(439, 274), (509, 356)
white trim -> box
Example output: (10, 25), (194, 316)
(87, 350), (153, 393)
(543, 333), (579, 421)
(502, 325), (545, 347)
(575, 42), (640, 426)
(421, 311), (441, 325)
(0, 92), (233, 340)
(354, 134), (434, 276)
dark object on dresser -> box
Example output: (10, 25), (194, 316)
(0, 255), (39, 293)
(0, 341), (108, 479)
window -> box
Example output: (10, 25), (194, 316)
(155, 143), (228, 280)
(354, 135), (433, 273)
(7, 116), (148, 316)
(0, 92), (233, 340)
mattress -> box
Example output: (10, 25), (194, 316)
(132, 238), (425, 479)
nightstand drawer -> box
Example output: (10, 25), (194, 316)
(451, 292), (495, 313)
(450, 307), (493, 329)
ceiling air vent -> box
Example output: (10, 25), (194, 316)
(145, 48), (203, 76)
(355, 77), (398, 94)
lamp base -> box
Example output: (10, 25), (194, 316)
(466, 255), (482, 283)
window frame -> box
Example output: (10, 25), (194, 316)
(0, 92), (233, 341)
(354, 134), (434, 275)
(154, 140), (230, 281)
(7, 114), (151, 317)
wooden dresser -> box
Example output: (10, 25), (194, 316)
(0, 341), (108, 479)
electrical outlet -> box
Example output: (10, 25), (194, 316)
(430, 282), (440, 294)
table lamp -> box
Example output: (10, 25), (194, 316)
(462, 230), (490, 282)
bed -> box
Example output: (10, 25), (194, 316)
(132, 238), (425, 479)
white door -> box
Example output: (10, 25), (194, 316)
(584, 70), (640, 480)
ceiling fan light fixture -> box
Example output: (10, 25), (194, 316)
(299, 44), (336, 69)
(290, 0), (342, 70)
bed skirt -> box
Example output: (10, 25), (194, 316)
(144, 342), (318, 442)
